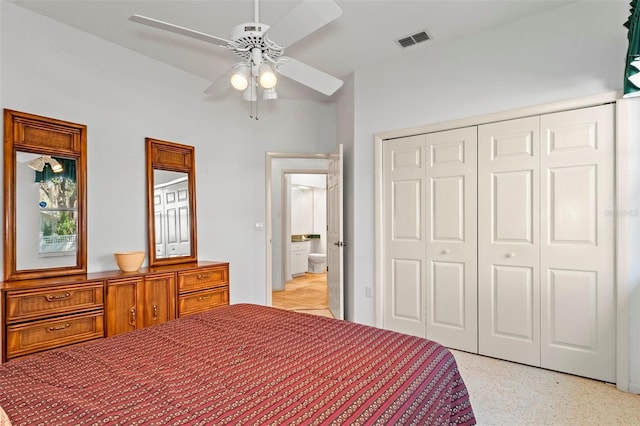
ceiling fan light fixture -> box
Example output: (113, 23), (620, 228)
(259, 64), (277, 89)
(49, 157), (64, 173)
(27, 156), (45, 172)
(263, 87), (278, 100)
(129, 0), (345, 107)
(230, 64), (250, 90)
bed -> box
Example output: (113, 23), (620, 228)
(0, 304), (476, 425)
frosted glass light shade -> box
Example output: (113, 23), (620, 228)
(259, 64), (277, 89)
(49, 157), (64, 173)
(230, 65), (250, 90)
(263, 87), (278, 100)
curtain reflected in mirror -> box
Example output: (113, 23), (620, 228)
(153, 170), (190, 259)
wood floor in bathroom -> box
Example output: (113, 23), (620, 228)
(272, 272), (333, 318)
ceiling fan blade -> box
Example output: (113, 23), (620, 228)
(129, 15), (231, 47)
(276, 58), (343, 96)
(202, 64), (241, 96)
(265, 0), (342, 48)
(204, 75), (232, 96)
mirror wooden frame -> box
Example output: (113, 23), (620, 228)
(3, 109), (87, 281)
(146, 137), (198, 267)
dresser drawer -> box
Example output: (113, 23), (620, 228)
(178, 266), (228, 293)
(5, 282), (104, 323)
(6, 311), (104, 360)
(178, 287), (229, 317)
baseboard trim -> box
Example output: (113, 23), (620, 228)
(629, 382), (640, 394)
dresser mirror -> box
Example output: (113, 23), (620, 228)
(3, 109), (87, 280)
(146, 138), (197, 266)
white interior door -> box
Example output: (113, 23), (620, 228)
(478, 117), (541, 367)
(155, 180), (190, 258)
(382, 135), (427, 337)
(540, 104), (615, 382)
(327, 144), (344, 320)
(425, 127), (477, 352)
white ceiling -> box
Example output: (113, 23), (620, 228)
(10, 0), (574, 101)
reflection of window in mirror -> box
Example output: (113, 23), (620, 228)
(16, 152), (78, 269)
(153, 170), (190, 258)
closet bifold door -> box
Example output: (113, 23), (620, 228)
(539, 104), (615, 382)
(382, 135), (427, 337)
(425, 127), (477, 352)
(478, 117), (541, 367)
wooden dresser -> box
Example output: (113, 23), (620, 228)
(0, 261), (229, 362)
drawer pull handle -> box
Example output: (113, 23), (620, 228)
(130, 308), (136, 326)
(48, 323), (70, 332)
(46, 292), (71, 301)
(197, 273), (211, 280)
(153, 304), (158, 320)
(198, 295), (211, 301)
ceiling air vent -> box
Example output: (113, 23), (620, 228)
(396, 30), (431, 49)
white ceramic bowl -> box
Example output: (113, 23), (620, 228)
(114, 251), (145, 272)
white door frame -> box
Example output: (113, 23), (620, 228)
(374, 91), (638, 392)
(265, 152), (331, 306)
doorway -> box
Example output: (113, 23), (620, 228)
(265, 149), (344, 320)
(273, 172), (330, 317)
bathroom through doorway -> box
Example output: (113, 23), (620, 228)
(273, 172), (329, 317)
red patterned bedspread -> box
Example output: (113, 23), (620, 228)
(0, 304), (475, 425)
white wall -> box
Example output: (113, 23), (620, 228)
(312, 187), (327, 252)
(290, 174), (326, 188)
(290, 186), (314, 234)
(345, 0), (628, 327)
(628, 99), (640, 393)
(618, 97), (640, 392)
(0, 1), (337, 305)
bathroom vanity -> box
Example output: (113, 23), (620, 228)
(290, 241), (310, 276)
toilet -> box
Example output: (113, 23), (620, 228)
(308, 253), (327, 273)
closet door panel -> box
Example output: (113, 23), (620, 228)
(492, 171), (534, 243)
(432, 176), (464, 241)
(426, 127), (477, 352)
(383, 135), (427, 337)
(540, 104), (615, 382)
(478, 117), (540, 366)
(548, 166), (597, 244)
(390, 259), (423, 322)
(547, 269), (597, 348)
(431, 261), (465, 329)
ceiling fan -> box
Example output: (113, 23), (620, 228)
(129, 0), (344, 102)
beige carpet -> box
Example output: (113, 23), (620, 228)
(451, 349), (640, 425)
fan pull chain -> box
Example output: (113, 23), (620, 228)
(256, 90), (259, 120)
(248, 78), (259, 120)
